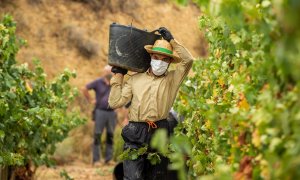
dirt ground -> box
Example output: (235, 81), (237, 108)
(35, 160), (117, 180)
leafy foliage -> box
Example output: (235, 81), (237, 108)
(152, 0), (300, 179)
(0, 15), (84, 167)
(60, 169), (74, 180)
(118, 144), (164, 165)
(118, 146), (148, 161)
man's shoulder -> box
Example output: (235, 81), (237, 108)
(124, 72), (149, 84)
(95, 77), (105, 83)
(128, 72), (145, 79)
(88, 77), (105, 86)
(166, 70), (176, 76)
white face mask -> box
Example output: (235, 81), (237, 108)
(150, 59), (169, 76)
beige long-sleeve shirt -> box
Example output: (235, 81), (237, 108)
(108, 39), (194, 122)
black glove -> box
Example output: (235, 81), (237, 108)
(111, 66), (128, 75)
(158, 27), (174, 42)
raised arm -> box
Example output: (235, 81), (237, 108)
(158, 27), (194, 85)
(171, 39), (194, 85)
(108, 73), (132, 109)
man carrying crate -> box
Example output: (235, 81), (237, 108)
(109, 27), (194, 180)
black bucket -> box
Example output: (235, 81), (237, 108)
(108, 23), (161, 72)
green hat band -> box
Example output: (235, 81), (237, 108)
(152, 47), (173, 55)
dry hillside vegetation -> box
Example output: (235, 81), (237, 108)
(1, 0), (205, 88)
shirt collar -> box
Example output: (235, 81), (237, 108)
(146, 68), (168, 77)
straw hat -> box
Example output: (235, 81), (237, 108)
(144, 39), (181, 63)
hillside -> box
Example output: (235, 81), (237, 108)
(1, 0), (204, 88)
